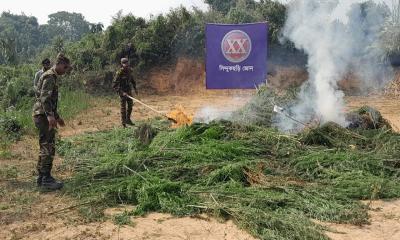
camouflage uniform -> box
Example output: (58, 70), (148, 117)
(112, 67), (137, 125)
(33, 69), (44, 90)
(34, 59), (51, 90)
(32, 68), (60, 176)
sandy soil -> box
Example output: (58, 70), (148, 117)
(10, 211), (256, 240)
(1, 93), (400, 240)
(324, 200), (400, 240)
(3, 210), (256, 240)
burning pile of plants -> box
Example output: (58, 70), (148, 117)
(59, 103), (400, 239)
(166, 105), (194, 128)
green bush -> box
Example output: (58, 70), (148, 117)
(0, 62), (93, 139)
(0, 65), (36, 109)
(0, 113), (22, 141)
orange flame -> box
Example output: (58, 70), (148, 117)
(166, 105), (193, 128)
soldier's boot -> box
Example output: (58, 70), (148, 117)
(122, 117), (127, 128)
(36, 173), (44, 187)
(126, 115), (134, 126)
(121, 97), (128, 127)
(36, 156), (45, 187)
(41, 173), (64, 191)
(121, 115), (127, 128)
(126, 112), (134, 126)
(126, 99), (134, 126)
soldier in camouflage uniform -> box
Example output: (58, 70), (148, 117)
(32, 53), (71, 190)
(33, 58), (51, 90)
(112, 58), (138, 127)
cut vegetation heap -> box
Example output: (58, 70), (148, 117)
(59, 89), (400, 240)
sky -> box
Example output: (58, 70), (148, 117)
(0, 0), (396, 26)
(0, 0), (209, 26)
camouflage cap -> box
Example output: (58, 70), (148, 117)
(121, 58), (129, 64)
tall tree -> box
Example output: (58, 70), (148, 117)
(90, 23), (104, 33)
(0, 12), (41, 64)
(0, 37), (17, 65)
(45, 11), (91, 42)
(256, 0), (287, 44)
(204, 0), (237, 14)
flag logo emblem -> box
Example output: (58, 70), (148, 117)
(221, 30), (252, 63)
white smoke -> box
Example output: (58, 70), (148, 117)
(194, 106), (233, 123)
(276, 0), (393, 131)
(194, 96), (251, 123)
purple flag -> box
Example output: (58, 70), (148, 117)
(206, 23), (268, 89)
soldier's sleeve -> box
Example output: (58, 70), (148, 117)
(112, 70), (121, 94)
(39, 75), (57, 117)
(33, 71), (40, 88)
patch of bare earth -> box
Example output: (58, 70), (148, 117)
(12, 211), (256, 240)
(324, 199), (400, 240)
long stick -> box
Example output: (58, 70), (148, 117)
(126, 95), (163, 114)
(283, 113), (308, 127)
(273, 104), (308, 128)
(126, 95), (177, 123)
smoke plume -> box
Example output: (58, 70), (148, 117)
(194, 106), (233, 123)
(276, 0), (393, 131)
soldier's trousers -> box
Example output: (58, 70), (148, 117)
(34, 115), (56, 175)
(120, 95), (133, 124)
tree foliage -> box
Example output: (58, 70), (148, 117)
(0, 11), (97, 65)
(0, 1), (288, 68)
(45, 11), (91, 42)
(57, 1), (287, 73)
(0, 12), (41, 64)
(205, 0), (238, 14)
(379, 0), (400, 58)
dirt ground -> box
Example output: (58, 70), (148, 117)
(1, 92), (400, 240)
(324, 199), (400, 240)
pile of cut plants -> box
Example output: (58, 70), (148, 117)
(58, 89), (400, 240)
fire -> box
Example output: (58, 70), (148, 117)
(166, 105), (193, 128)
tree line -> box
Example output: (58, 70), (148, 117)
(2, 0), (399, 70)
(0, 11), (102, 65)
(0, 0), (286, 69)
